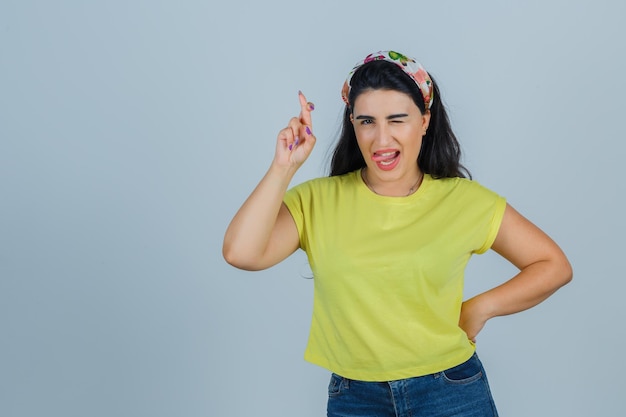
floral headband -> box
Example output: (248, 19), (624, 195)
(341, 50), (434, 109)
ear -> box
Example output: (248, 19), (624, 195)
(421, 110), (431, 134)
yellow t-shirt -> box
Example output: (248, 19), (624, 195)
(283, 170), (506, 381)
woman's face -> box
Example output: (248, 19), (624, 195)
(352, 89), (430, 185)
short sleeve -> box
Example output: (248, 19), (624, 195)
(474, 195), (507, 254)
(283, 184), (307, 250)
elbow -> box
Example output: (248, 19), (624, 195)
(222, 244), (246, 270)
(553, 255), (573, 289)
(222, 243), (265, 271)
(222, 245), (238, 268)
(561, 258), (574, 286)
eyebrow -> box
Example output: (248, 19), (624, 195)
(355, 113), (409, 120)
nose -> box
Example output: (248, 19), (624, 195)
(374, 123), (394, 146)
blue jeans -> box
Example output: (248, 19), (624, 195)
(327, 353), (498, 417)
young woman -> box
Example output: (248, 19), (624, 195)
(223, 50), (572, 417)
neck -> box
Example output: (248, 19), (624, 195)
(361, 168), (423, 197)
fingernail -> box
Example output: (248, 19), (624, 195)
(308, 103), (315, 111)
(298, 90), (303, 96)
(305, 126), (312, 136)
(288, 144), (293, 151)
(294, 136), (300, 146)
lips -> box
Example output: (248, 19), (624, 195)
(372, 149), (401, 171)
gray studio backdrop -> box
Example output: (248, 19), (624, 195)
(1, 1), (624, 416)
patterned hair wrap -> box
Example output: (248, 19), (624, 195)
(341, 50), (434, 109)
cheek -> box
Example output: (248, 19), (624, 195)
(354, 137), (369, 156)
(354, 129), (372, 148)
(401, 126), (424, 143)
(354, 128), (375, 146)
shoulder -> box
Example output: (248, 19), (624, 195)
(283, 171), (360, 221)
(428, 175), (501, 199)
(286, 171), (359, 196)
(425, 176), (505, 216)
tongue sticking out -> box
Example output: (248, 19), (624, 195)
(372, 151), (400, 170)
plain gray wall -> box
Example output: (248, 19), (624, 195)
(2, 1), (624, 416)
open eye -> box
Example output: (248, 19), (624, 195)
(359, 118), (374, 125)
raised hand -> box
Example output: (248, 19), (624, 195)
(223, 91), (315, 270)
(275, 91), (317, 168)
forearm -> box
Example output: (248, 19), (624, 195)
(469, 258), (572, 321)
(222, 163), (297, 267)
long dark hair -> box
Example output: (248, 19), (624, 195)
(329, 60), (470, 179)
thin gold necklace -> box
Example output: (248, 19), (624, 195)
(361, 168), (424, 196)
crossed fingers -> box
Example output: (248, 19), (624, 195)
(288, 91), (314, 151)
